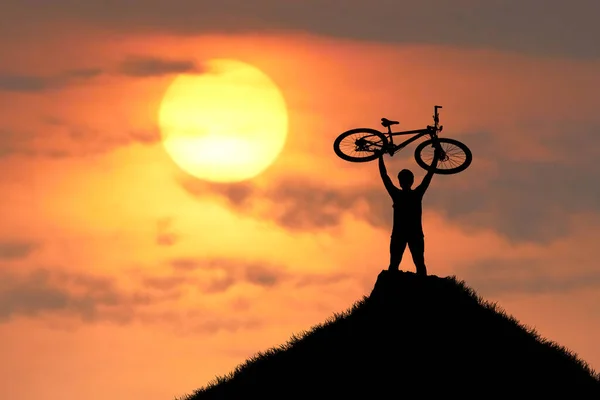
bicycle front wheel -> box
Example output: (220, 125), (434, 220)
(333, 128), (388, 163)
(415, 138), (472, 174)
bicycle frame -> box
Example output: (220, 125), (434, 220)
(384, 105), (443, 155)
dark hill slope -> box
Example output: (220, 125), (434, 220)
(180, 270), (600, 399)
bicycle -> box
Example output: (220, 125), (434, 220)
(333, 105), (472, 175)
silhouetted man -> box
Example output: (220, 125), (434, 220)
(378, 151), (440, 276)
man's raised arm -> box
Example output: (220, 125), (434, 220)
(417, 148), (441, 193)
(379, 154), (396, 197)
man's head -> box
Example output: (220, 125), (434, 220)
(397, 169), (414, 189)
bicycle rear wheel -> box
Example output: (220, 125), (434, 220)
(414, 138), (472, 174)
(333, 128), (388, 163)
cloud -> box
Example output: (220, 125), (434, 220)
(0, 127), (67, 158)
(117, 55), (200, 77)
(164, 257), (352, 294)
(170, 257), (201, 271)
(457, 258), (600, 296)
(0, 120), (161, 159)
(424, 129), (600, 242)
(0, 75), (50, 92)
(1, 1), (599, 59)
(0, 68), (102, 93)
(142, 275), (188, 291)
(189, 317), (263, 334)
(0, 55), (199, 94)
(0, 265), (278, 333)
(180, 178), (383, 232)
(166, 257), (288, 293)
(0, 268), (176, 323)
(0, 240), (39, 260)
(245, 265), (279, 287)
(122, 256), (354, 333)
(156, 217), (179, 247)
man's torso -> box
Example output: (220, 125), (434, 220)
(391, 187), (424, 237)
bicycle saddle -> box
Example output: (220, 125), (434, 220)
(381, 118), (399, 128)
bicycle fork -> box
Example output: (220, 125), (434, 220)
(428, 129), (448, 161)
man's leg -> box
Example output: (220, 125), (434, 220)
(408, 235), (427, 276)
(389, 235), (408, 271)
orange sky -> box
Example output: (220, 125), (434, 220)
(1, 21), (600, 400)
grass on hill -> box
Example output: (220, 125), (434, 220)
(177, 272), (600, 399)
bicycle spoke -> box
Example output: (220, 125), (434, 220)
(337, 132), (384, 159)
(419, 141), (468, 171)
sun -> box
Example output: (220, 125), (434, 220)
(157, 59), (288, 183)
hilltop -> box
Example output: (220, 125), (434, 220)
(179, 270), (600, 399)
